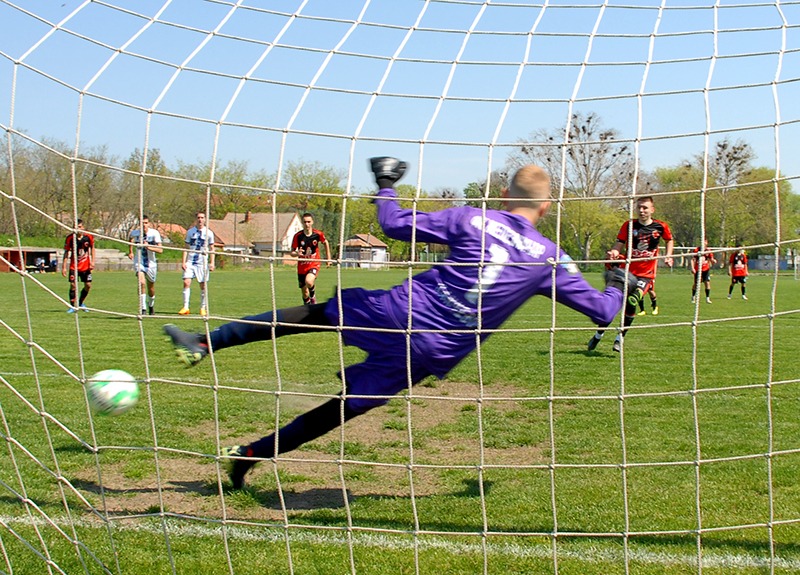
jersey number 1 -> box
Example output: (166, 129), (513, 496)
(465, 244), (509, 304)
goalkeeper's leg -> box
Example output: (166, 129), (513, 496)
(225, 397), (359, 489)
(589, 276), (645, 351)
(209, 303), (330, 349)
(164, 303), (330, 366)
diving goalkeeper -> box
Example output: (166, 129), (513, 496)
(164, 157), (631, 489)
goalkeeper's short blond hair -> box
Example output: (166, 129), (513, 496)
(507, 165), (551, 209)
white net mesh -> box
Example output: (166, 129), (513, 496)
(1, 1), (800, 574)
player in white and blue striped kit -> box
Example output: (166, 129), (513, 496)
(179, 211), (215, 316)
(129, 215), (163, 315)
(164, 158), (632, 489)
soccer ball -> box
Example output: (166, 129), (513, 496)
(86, 369), (139, 416)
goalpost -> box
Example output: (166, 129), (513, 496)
(1, 2), (799, 574)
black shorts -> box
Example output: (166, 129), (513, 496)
(694, 269), (710, 283)
(297, 267), (319, 288)
(731, 276), (747, 285)
(68, 270), (92, 284)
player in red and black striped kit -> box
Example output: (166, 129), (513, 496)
(62, 219), (95, 313)
(588, 196), (674, 352)
(727, 245), (749, 300)
(291, 213), (331, 305)
(691, 239), (717, 303)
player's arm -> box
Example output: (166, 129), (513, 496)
(607, 240), (625, 259)
(544, 255), (625, 326)
(374, 189), (457, 245)
(208, 239), (215, 271)
(128, 233), (135, 259)
(150, 233), (163, 254)
(664, 238), (674, 268)
(88, 236), (95, 270)
(62, 243), (70, 277)
(323, 238), (332, 267)
(182, 241), (189, 269)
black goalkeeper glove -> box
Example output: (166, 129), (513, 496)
(369, 157), (407, 189)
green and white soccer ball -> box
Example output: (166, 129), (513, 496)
(86, 369), (139, 416)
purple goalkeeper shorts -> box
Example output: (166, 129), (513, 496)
(325, 288), (433, 414)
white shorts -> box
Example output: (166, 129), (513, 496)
(135, 264), (157, 284)
(183, 263), (210, 283)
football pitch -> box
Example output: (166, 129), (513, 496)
(0, 267), (798, 574)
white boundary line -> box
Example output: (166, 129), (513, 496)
(2, 515), (799, 571)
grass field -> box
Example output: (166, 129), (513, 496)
(0, 266), (799, 574)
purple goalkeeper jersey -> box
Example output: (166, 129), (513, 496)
(325, 188), (623, 378)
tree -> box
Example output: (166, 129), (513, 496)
(463, 170), (507, 211)
(121, 148), (178, 230)
(728, 167), (795, 254)
(506, 112), (634, 263)
(699, 138), (755, 247)
(277, 160), (346, 212)
(271, 160), (347, 256)
(652, 143), (797, 261)
(17, 138), (76, 234)
(508, 112), (633, 200)
(652, 164), (705, 252)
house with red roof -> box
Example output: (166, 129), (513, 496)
(207, 211), (302, 263)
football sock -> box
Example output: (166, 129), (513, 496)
(651, 297), (658, 309)
(79, 287), (89, 305)
(309, 286), (316, 299)
(140, 293), (147, 311)
(148, 295), (155, 308)
(246, 398), (358, 462)
(594, 322), (611, 339)
(69, 286), (76, 306)
(705, 288), (710, 298)
(208, 303), (330, 350)
(183, 288), (190, 308)
(619, 314), (634, 338)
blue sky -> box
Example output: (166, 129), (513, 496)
(1, 0), (799, 193)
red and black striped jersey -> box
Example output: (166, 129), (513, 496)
(615, 219), (673, 279)
(64, 233), (94, 272)
(292, 229), (327, 274)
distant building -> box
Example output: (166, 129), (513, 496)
(341, 234), (388, 269)
(0, 247), (59, 273)
(208, 211), (302, 263)
(152, 223), (188, 245)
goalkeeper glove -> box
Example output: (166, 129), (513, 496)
(604, 267), (644, 306)
(369, 157), (407, 189)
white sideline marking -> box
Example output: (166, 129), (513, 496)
(3, 516), (798, 570)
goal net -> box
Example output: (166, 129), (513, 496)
(1, 1), (799, 574)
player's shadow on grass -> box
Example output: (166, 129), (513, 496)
(250, 487), (352, 511)
(531, 348), (618, 358)
(71, 478), (212, 497)
(55, 444), (96, 455)
(211, 477), (488, 512)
